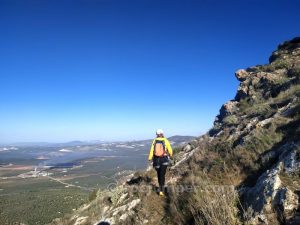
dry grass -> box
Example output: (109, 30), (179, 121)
(190, 188), (239, 225)
(169, 172), (242, 225)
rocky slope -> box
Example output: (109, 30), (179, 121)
(50, 37), (300, 225)
(210, 37), (300, 225)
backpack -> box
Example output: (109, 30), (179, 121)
(154, 139), (167, 157)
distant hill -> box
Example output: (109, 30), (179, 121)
(8, 136), (195, 148)
(9, 140), (106, 147)
(168, 135), (196, 143)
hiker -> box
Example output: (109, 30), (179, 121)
(148, 129), (173, 196)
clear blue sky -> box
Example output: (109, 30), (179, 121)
(0, 0), (299, 143)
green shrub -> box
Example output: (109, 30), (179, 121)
(110, 186), (126, 206)
(173, 146), (182, 155)
(223, 115), (239, 126)
(88, 189), (98, 202)
(262, 60), (292, 72)
(247, 103), (273, 117)
(238, 95), (266, 115)
(272, 84), (300, 103)
(243, 125), (283, 155)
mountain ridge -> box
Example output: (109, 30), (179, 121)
(50, 37), (300, 225)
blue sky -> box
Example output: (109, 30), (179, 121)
(0, 0), (299, 143)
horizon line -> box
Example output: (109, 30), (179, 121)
(0, 133), (201, 146)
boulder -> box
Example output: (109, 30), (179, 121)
(183, 144), (192, 152)
(235, 69), (250, 81)
(218, 100), (239, 120)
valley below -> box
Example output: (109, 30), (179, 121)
(0, 136), (193, 225)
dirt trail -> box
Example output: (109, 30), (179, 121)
(47, 176), (92, 191)
(132, 169), (180, 225)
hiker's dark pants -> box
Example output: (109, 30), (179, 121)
(155, 165), (168, 192)
(153, 156), (169, 192)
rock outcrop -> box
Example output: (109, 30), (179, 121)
(243, 143), (300, 224)
(209, 37), (300, 225)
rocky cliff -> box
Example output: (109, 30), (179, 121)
(50, 37), (300, 225)
(210, 37), (300, 225)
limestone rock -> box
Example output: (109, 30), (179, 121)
(183, 144), (192, 152)
(243, 144), (300, 224)
(220, 101), (239, 117)
(235, 69), (249, 81)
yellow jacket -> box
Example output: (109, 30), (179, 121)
(148, 137), (173, 160)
